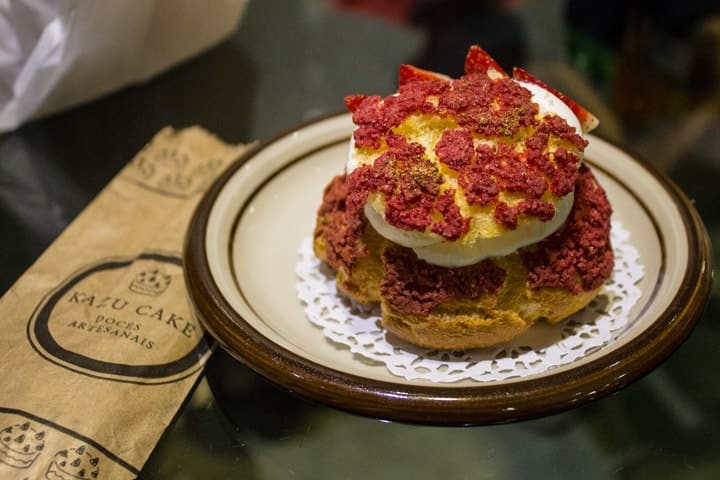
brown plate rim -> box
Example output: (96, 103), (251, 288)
(183, 112), (713, 426)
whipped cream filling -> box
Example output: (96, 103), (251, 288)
(363, 192), (574, 267)
(347, 81), (583, 267)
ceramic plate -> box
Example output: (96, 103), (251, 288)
(184, 113), (712, 425)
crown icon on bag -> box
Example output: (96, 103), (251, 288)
(129, 269), (172, 296)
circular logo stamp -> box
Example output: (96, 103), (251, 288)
(27, 252), (210, 384)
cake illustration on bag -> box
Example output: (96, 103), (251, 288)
(45, 445), (100, 480)
(0, 421), (46, 468)
(313, 45), (613, 350)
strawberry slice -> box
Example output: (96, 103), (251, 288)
(464, 45), (508, 78)
(398, 64), (450, 86)
(344, 95), (369, 113)
(512, 67), (599, 132)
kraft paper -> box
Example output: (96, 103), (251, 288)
(0, 127), (246, 479)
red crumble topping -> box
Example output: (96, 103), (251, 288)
(518, 198), (556, 221)
(397, 78), (450, 99)
(383, 136), (443, 232)
(522, 165), (614, 293)
(347, 135), (470, 239)
(435, 128), (474, 171)
(458, 156), (499, 206)
(351, 73), (541, 149)
(438, 73), (494, 112)
(524, 130), (553, 175)
(385, 194), (435, 232)
(495, 197), (557, 229)
(452, 78), (536, 137)
(493, 202), (518, 229)
(483, 77), (539, 133)
(549, 147), (580, 197)
(458, 141), (551, 209)
(540, 114), (588, 151)
(430, 189), (469, 240)
(317, 174), (348, 217)
(381, 247), (506, 316)
(316, 175), (367, 271)
(345, 60), (589, 234)
(489, 144), (547, 197)
(349, 95), (385, 148)
(345, 163), (388, 214)
(352, 81), (446, 148)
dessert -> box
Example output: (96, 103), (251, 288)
(313, 46), (613, 350)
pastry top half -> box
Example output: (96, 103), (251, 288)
(344, 45), (598, 267)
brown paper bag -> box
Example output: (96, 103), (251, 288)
(0, 127), (246, 479)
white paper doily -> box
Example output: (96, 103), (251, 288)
(296, 221), (644, 383)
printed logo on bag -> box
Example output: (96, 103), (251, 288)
(27, 252), (210, 384)
(128, 269), (172, 296)
(123, 145), (228, 198)
(0, 421), (46, 469)
(0, 411), (139, 479)
(46, 445), (100, 479)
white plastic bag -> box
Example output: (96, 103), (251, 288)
(0, 0), (248, 132)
